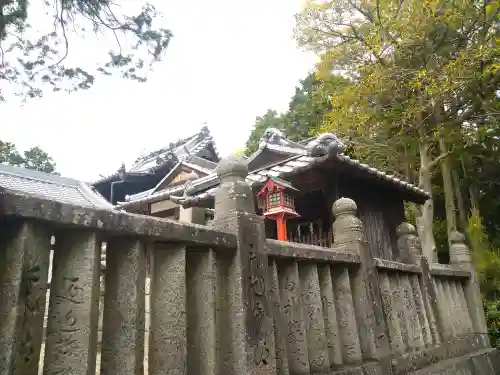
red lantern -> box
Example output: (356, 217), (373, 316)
(257, 177), (300, 241)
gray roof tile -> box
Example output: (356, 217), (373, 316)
(168, 130), (430, 207)
(0, 164), (113, 209)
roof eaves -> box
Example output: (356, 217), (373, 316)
(127, 188), (155, 202)
(77, 182), (115, 209)
(334, 154), (428, 197)
(117, 184), (186, 210)
(92, 170), (153, 186)
(172, 151), (430, 207)
(182, 161), (214, 175)
(265, 143), (309, 155)
(246, 147), (265, 165)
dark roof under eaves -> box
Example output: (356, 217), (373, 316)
(168, 128), (430, 208)
(0, 163), (114, 209)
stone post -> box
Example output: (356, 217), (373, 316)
(211, 155), (276, 375)
(449, 230), (489, 346)
(331, 198), (391, 371)
(396, 222), (423, 265)
(397, 222), (442, 346)
(179, 206), (206, 224)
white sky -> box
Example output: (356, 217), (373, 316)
(1, 0), (316, 182)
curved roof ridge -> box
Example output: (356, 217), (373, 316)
(93, 125), (219, 184)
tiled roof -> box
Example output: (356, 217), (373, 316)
(118, 183), (186, 209)
(93, 126), (219, 185)
(168, 129), (429, 207)
(118, 154), (218, 209)
(0, 164), (114, 209)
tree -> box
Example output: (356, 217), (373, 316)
(0, 140), (57, 173)
(295, 0), (500, 260)
(0, 0), (172, 102)
(245, 71), (350, 155)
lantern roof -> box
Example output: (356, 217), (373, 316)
(257, 176), (299, 197)
(268, 176), (299, 191)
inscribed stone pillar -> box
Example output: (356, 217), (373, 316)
(449, 230), (489, 346)
(43, 230), (101, 375)
(299, 264), (330, 373)
(330, 266), (362, 365)
(379, 271), (405, 355)
(186, 249), (218, 375)
(434, 279), (454, 339)
(269, 260), (290, 375)
(211, 154), (276, 375)
(279, 260), (310, 374)
(149, 242), (187, 375)
(332, 198), (390, 364)
(397, 222), (441, 345)
(100, 238), (146, 375)
(317, 264), (343, 367)
(0, 220), (51, 375)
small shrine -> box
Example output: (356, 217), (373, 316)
(257, 176), (300, 241)
(130, 128), (430, 255)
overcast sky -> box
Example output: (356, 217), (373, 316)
(2, 0), (316, 182)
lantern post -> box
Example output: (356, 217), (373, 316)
(257, 177), (300, 241)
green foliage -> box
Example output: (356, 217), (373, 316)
(0, 0), (172, 102)
(467, 210), (500, 347)
(468, 210), (500, 300)
(295, 0), (500, 182)
(484, 300), (500, 348)
(0, 140), (56, 173)
(433, 219), (449, 263)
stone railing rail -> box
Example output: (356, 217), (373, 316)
(0, 155), (497, 375)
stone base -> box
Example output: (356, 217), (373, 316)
(326, 348), (500, 375)
(390, 334), (490, 374)
(409, 348), (500, 375)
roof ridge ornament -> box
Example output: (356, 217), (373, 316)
(259, 127), (286, 149)
(306, 133), (346, 157)
(200, 124), (210, 136)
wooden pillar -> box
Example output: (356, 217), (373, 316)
(276, 215), (287, 241)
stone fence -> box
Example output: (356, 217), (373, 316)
(0, 155), (498, 375)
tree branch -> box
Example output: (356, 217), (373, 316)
(429, 151), (452, 170)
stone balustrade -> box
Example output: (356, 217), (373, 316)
(0, 154), (498, 375)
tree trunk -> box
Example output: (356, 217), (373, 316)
(416, 127), (437, 262)
(461, 156), (480, 213)
(452, 168), (468, 233)
(438, 132), (457, 245)
(404, 145), (412, 182)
